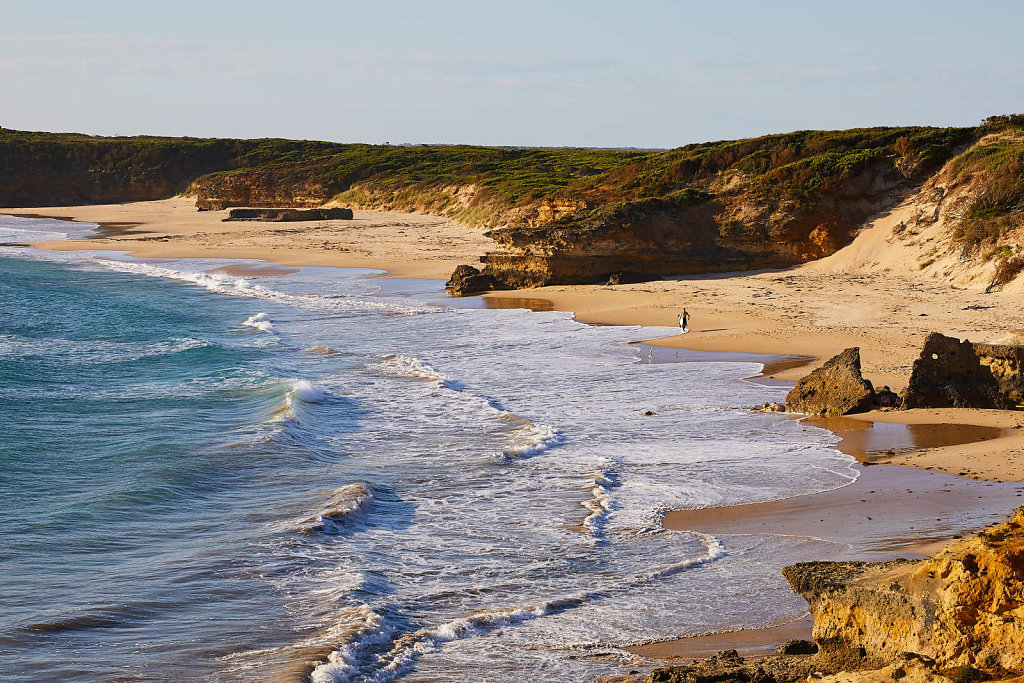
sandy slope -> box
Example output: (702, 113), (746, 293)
(3, 198), (493, 280)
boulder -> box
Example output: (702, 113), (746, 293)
(445, 264), (502, 296)
(974, 341), (1024, 405)
(785, 348), (875, 416)
(902, 333), (1013, 409)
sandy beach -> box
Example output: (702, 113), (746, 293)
(7, 197), (1024, 668)
(2, 198), (493, 280)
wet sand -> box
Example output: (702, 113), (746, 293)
(627, 616), (813, 659)
(803, 416), (1011, 461)
(207, 263), (301, 277)
(664, 464), (1024, 560)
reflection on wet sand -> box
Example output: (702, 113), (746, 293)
(481, 296), (555, 312)
(804, 416), (1010, 461)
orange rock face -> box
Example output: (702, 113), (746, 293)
(785, 508), (1024, 674)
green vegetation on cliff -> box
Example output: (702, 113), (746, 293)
(0, 124), (978, 224)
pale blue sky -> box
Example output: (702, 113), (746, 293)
(2, 1), (1022, 147)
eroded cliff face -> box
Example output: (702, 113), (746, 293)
(188, 170), (333, 210)
(0, 133), (255, 206)
(470, 161), (913, 290)
(784, 507), (1024, 675)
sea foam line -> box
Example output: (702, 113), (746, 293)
(374, 354), (565, 463)
(310, 532), (726, 682)
(93, 259), (437, 316)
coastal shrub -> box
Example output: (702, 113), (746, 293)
(0, 124), (979, 231)
(989, 255), (1024, 290)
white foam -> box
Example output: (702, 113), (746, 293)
(307, 606), (393, 683)
(97, 259), (437, 316)
(242, 312), (276, 333)
(290, 379), (327, 404)
(375, 354), (446, 382)
(491, 420), (565, 463)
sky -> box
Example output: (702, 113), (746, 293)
(1, 0), (1022, 148)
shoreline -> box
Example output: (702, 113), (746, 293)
(5, 199), (1024, 669)
(1, 198), (493, 280)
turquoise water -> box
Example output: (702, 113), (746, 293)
(0, 257), (327, 679)
(2, 216), (1009, 682)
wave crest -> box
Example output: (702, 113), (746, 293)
(243, 312), (275, 333)
(299, 484), (374, 534)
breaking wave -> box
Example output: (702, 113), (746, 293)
(243, 312), (276, 333)
(299, 484), (374, 534)
(94, 259), (439, 316)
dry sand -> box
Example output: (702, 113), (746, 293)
(3, 198), (493, 280)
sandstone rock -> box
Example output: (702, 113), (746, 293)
(785, 348), (874, 416)
(223, 207), (353, 222)
(902, 333), (1013, 409)
(754, 402), (787, 413)
(607, 271), (652, 286)
(196, 198), (229, 211)
(783, 507), (1024, 674)
(644, 649), (815, 683)
(776, 639), (817, 655)
(975, 342), (1024, 405)
(444, 264), (502, 296)
(814, 661), (956, 683)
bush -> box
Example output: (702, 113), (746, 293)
(989, 255), (1024, 290)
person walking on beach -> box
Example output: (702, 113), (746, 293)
(678, 308), (690, 330)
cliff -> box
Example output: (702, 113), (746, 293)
(0, 130), (258, 206)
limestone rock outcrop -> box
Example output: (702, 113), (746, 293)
(785, 348), (875, 415)
(445, 264), (503, 296)
(975, 341), (1024, 405)
(902, 333), (1014, 409)
(223, 207), (353, 222)
(645, 648), (815, 683)
(783, 507), (1024, 675)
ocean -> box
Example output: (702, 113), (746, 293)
(0, 214), (861, 681)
